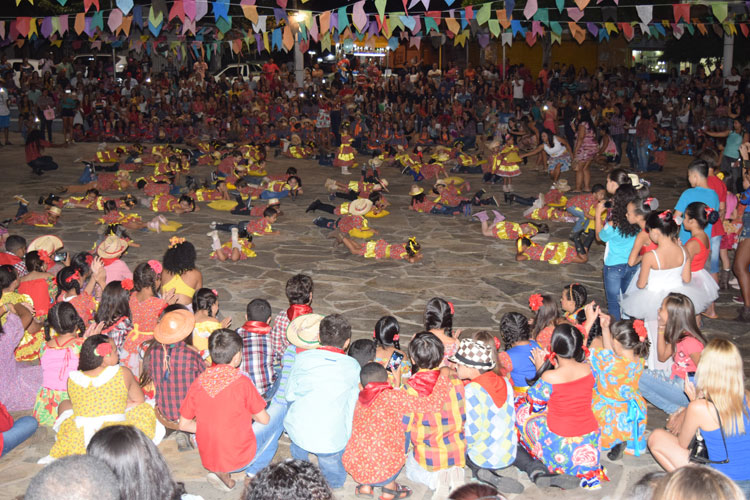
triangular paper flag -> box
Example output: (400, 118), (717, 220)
(712, 22), (723, 37)
(74, 13), (85, 35)
(532, 20), (544, 36)
(411, 15), (421, 34)
(83, 0), (99, 12)
(619, 21), (633, 40)
(375, 0), (387, 19)
(253, 15), (267, 32)
(409, 36), (421, 48)
(501, 32), (512, 46)
(169, 0), (184, 21)
(506, 0), (515, 15)
(555, 0), (564, 13)
(586, 21), (598, 36)
(510, 19), (525, 36)
(400, 15), (416, 31)
(353, 1), (367, 32)
(567, 8), (584, 22)
(574, 0), (589, 10)
(309, 16), (319, 40)
(277, 0), (287, 8)
(148, 6), (164, 28)
(550, 20), (562, 35)
(497, 9), (510, 30)
(119, 15), (132, 35)
(51, 16), (60, 35)
(116, 0), (132, 14)
(213, 0), (229, 22)
(712, 3), (727, 23)
(28, 18), (39, 38)
(195, 0), (208, 21)
(604, 22), (617, 34)
(108, 8), (123, 32)
(41, 16), (53, 38)
(525, 31), (537, 46)
(337, 6), (348, 33)
(636, 5), (652, 25)
(215, 16), (231, 33)
(424, 15), (438, 34)
(601, 6), (617, 22)
(694, 19), (707, 36)
(283, 25), (293, 50)
(476, 3), (490, 25)
(533, 8), (549, 25)
(445, 17), (460, 34)
(523, 0), (537, 19)
(673, 4), (689, 24)
(598, 28), (608, 41)
(240, 0), (256, 21)
(488, 19), (500, 37)
(59, 14), (68, 34)
(550, 31), (561, 44)
(184, 0), (195, 19)
(319, 11), (330, 33)
(742, 23), (749, 37)
(478, 33), (490, 47)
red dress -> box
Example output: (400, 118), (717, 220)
(18, 277), (55, 317)
(129, 295), (167, 333)
(66, 293), (97, 323)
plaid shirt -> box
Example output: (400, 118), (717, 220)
(269, 310), (291, 366)
(402, 371), (466, 471)
(237, 322), (275, 396)
(148, 342), (206, 421)
(0, 252), (27, 277)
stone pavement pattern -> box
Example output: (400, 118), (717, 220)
(0, 137), (748, 500)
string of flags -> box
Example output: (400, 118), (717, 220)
(5, 0), (750, 54)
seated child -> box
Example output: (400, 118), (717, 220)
(403, 332), (466, 496)
(192, 288), (230, 361)
(336, 235), (423, 263)
(343, 362), (452, 499)
(566, 184), (606, 239)
(284, 314), (361, 489)
(179, 329), (270, 491)
(347, 339), (376, 368)
(516, 237), (588, 265)
(237, 298), (277, 402)
(497, 312), (541, 404)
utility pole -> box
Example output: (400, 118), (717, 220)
(292, 0), (304, 88)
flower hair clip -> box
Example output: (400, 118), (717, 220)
(95, 343), (113, 357)
(544, 351), (557, 364)
(529, 294), (544, 312)
(392, 334), (400, 341)
(633, 319), (648, 342)
(65, 270), (81, 284)
(658, 210), (671, 220)
(37, 249), (54, 268)
(168, 236), (185, 249)
(147, 259), (162, 274)
(581, 345), (591, 358)
(121, 279), (134, 291)
(85, 254), (94, 266)
(704, 206), (715, 215)
(494, 337), (501, 350)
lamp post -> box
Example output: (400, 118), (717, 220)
(293, 7), (306, 88)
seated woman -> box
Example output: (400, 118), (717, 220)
(45, 334), (161, 460)
(0, 265), (44, 362)
(516, 323), (607, 490)
(0, 305), (42, 412)
(18, 250), (56, 319)
(648, 338), (750, 498)
(161, 238), (202, 308)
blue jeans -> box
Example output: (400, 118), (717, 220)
(566, 206), (587, 234)
(261, 189), (289, 200)
(245, 401), (288, 476)
(290, 442), (347, 488)
(1, 416), (38, 456)
(735, 480), (750, 498)
(638, 369), (689, 415)
(710, 235), (722, 274)
(603, 263), (637, 321)
(636, 141), (650, 172)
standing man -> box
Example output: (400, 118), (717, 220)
(0, 81), (10, 145)
(193, 57), (208, 82)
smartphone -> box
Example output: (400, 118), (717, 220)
(53, 251), (67, 262)
(387, 351), (404, 372)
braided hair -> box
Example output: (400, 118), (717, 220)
(45, 302), (85, 341)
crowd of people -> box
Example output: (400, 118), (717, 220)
(0, 50), (749, 500)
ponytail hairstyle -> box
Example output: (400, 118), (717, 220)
(662, 292), (707, 353)
(499, 312), (531, 350)
(629, 196), (658, 222)
(78, 334), (112, 371)
(133, 262), (160, 295)
(685, 201), (720, 229)
(527, 323), (585, 386)
(610, 320), (650, 359)
(530, 294), (561, 340)
(645, 209), (679, 239)
(424, 297), (454, 338)
(94, 281), (132, 328)
(55, 266), (82, 299)
(373, 315), (401, 350)
(192, 288), (218, 317)
(607, 168), (632, 189)
(563, 282), (587, 317)
(71, 251), (94, 278)
(25, 251), (46, 272)
(45, 302), (85, 341)
(0, 265), (18, 290)
(471, 330), (502, 375)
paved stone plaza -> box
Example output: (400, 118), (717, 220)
(1, 138), (748, 500)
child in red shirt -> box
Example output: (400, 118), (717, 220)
(179, 329), (269, 491)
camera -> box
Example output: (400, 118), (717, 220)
(53, 251), (67, 263)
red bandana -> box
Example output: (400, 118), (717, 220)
(317, 345), (346, 355)
(100, 257), (120, 266)
(358, 381), (393, 406)
(241, 321), (271, 335)
(407, 369), (440, 397)
(199, 365), (241, 398)
(287, 304), (313, 321)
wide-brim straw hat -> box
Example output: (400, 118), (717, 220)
(266, 198), (280, 206)
(434, 178), (447, 188)
(290, 134), (302, 146)
(556, 179), (572, 192)
(349, 198), (374, 216)
(287, 313), (324, 349)
(28, 235), (63, 254)
(409, 185), (424, 196)
(97, 235), (129, 258)
(369, 158), (383, 168)
(154, 309), (196, 345)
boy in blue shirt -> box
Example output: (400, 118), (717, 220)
(674, 160), (719, 244)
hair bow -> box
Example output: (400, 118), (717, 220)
(633, 319), (648, 342)
(447, 301), (454, 315)
(121, 279), (134, 291)
(704, 206), (715, 215)
(494, 337), (501, 350)
(85, 254), (94, 266)
(147, 259), (162, 274)
(529, 294), (544, 312)
(544, 351), (557, 364)
(658, 210), (671, 220)
(168, 236), (185, 249)
(581, 345), (591, 358)
(37, 249), (54, 268)
(392, 334), (400, 341)
(95, 343), (113, 357)
(211, 289), (218, 296)
(65, 270), (81, 284)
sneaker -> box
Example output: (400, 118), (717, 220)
(732, 296), (744, 304)
(207, 230), (219, 238)
(728, 276), (739, 289)
(209, 221), (217, 229)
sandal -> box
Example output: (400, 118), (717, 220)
(355, 484), (374, 498)
(700, 311), (719, 320)
(380, 484), (412, 500)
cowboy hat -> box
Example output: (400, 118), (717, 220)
(434, 178), (447, 188)
(349, 198), (374, 216)
(47, 206), (62, 216)
(369, 158), (383, 168)
(488, 140), (501, 150)
(555, 179), (572, 192)
(97, 235), (129, 259)
(409, 185), (424, 196)
(286, 313), (324, 349)
(154, 309), (196, 345)
(28, 235), (63, 254)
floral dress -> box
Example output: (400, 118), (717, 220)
(65, 292), (98, 324)
(33, 337), (84, 426)
(2, 291), (44, 362)
(49, 365), (158, 458)
(575, 122), (599, 162)
(516, 374), (607, 489)
(590, 348), (647, 455)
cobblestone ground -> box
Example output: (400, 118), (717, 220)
(1, 135), (747, 500)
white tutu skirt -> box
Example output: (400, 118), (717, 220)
(620, 269), (718, 321)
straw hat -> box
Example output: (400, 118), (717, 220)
(47, 206), (62, 216)
(349, 198), (373, 216)
(436, 152), (450, 162)
(97, 235), (129, 258)
(555, 179), (572, 192)
(488, 140), (501, 150)
(286, 313), (324, 349)
(266, 198), (280, 206)
(409, 185), (425, 196)
(154, 309), (196, 345)
(434, 178), (447, 188)
(28, 235), (63, 254)
(369, 158), (383, 168)
(290, 134), (302, 146)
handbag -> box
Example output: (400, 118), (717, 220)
(688, 400), (729, 465)
(43, 107), (55, 121)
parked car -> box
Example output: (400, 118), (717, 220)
(213, 63), (263, 84)
(73, 53), (127, 77)
(7, 59), (41, 87)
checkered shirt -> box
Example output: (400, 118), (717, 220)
(402, 374), (467, 471)
(269, 310), (291, 366)
(464, 380), (517, 469)
(0, 252), (27, 277)
(148, 342), (206, 421)
(237, 325), (276, 396)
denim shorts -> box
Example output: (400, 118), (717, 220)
(741, 212), (750, 241)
